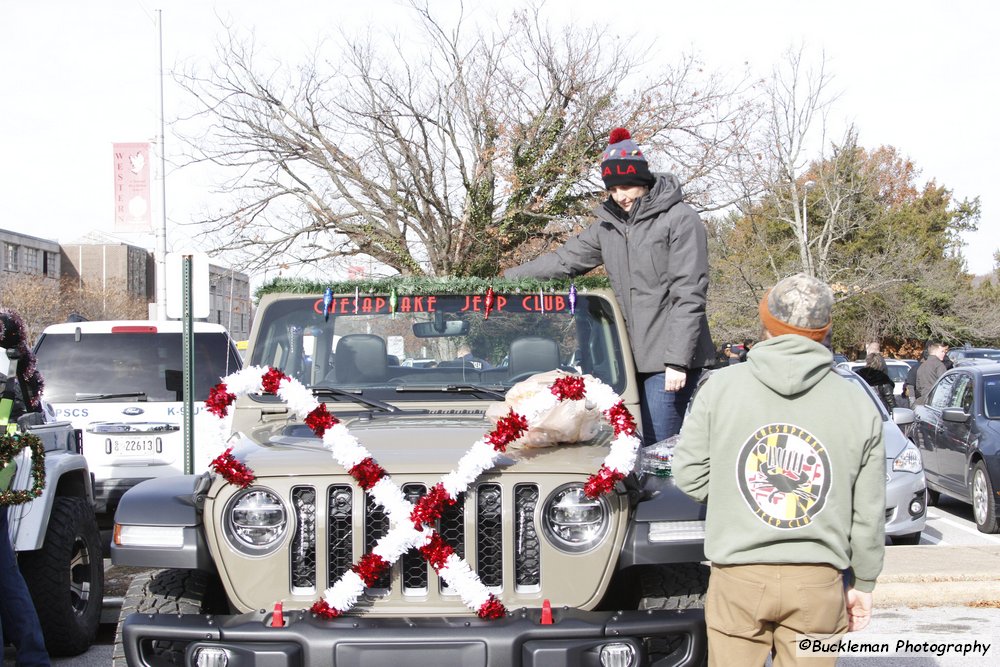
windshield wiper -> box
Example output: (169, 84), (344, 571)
(311, 387), (400, 413)
(395, 384), (507, 399)
(76, 392), (148, 402)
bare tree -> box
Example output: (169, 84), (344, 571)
(174, 2), (756, 277)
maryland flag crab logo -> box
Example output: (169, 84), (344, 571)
(736, 423), (832, 529)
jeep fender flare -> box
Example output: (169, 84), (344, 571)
(8, 451), (94, 551)
(110, 474), (215, 571)
(618, 475), (707, 568)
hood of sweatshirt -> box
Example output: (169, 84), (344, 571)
(599, 172), (684, 223)
(747, 334), (833, 397)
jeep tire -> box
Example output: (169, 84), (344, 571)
(113, 568), (228, 667)
(19, 496), (105, 656)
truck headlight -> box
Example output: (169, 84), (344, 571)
(892, 442), (923, 474)
(225, 488), (287, 553)
(542, 483), (610, 553)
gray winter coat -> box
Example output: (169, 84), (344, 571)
(504, 173), (716, 373)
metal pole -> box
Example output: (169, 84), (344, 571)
(182, 255), (194, 475)
(155, 8), (168, 320)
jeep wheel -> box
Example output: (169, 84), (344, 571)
(638, 562), (709, 610)
(19, 496), (105, 656)
(113, 568), (227, 667)
(638, 563), (709, 664)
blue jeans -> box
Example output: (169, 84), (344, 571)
(0, 509), (50, 667)
(638, 368), (702, 446)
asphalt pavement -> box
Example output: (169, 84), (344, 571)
(876, 545), (1000, 607)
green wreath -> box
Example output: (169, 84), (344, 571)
(0, 432), (45, 506)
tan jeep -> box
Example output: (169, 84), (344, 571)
(111, 279), (707, 667)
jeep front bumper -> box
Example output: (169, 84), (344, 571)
(121, 606), (706, 667)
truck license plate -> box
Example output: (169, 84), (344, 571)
(110, 437), (159, 455)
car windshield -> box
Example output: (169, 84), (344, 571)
(35, 332), (242, 403)
(249, 292), (627, 400)
(885, 364), (910, 383)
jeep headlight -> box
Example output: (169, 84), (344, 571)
(225, 488), (287, 553)
(542, 483), (610, 553)
(892, 441), (923, 474)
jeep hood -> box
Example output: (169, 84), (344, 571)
(233, 415), (614, 477)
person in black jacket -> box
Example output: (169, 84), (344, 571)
(855, 352), (896, 412)
(505, 128), (715, 444)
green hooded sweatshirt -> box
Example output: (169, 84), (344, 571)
(673, 334), (885, 592)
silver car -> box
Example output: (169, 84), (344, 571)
(835, 367), (927, 545)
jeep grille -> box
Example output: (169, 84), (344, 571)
(288, 481), (541, 599)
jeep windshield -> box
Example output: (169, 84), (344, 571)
(249, 292), (628, 400)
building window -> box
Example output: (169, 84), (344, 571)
(23, 247), (39, 274)
(5, 244), (18, 272)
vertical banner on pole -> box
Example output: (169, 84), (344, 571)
(113, 142), (153, 232)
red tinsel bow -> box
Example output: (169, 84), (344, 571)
(305, 404), (339, 437)
(352, 552), (390, 587)
(261, 368), (289, 394)
(550, 375), (586, 401)
(410, 483), (456, 528)
(349, 457), (386, 491)
(486, 410), (529, 452)
(477, 595), (507, 620)
(418, 532), (456, 571)
(310, 599), (340, 619)
(205, 383), (237, 418)
(606, 401), (638, 436)
(210, 447), (256, 488)
(584, 464), (623, 499)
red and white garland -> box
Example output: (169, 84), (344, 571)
(206, 367), (640, 619)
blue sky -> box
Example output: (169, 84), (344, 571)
(1, 0), (997, 279)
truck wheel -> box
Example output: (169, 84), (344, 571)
(19, 496), (105, 656)
(113, 568), (227, 667)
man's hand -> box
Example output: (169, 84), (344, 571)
(846, 588), (873, 632)
(664, 367), (687, 392)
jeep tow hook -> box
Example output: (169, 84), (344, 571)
(540, 599), (553, 625)
(271, 601), (285, 628)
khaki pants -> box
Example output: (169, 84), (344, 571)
(706, 563), (848, 667)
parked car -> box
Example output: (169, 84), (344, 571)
(948, 346), (1000, 365)
(912, 362), (1000, 532)
(840, 359), (912, 404)
(32, 320), (243, 533)
(835, 367), (927, 545)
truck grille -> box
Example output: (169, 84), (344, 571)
(288, 481), (540, 599)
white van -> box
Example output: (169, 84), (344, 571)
(32, 320), (243, 523)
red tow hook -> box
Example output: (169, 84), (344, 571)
(271, 601), (285, 628)
(540, 599), (553, 625)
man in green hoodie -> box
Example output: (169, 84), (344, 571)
(673, 273), (885, 666)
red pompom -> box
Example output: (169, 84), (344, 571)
(606, 401), (638, 436)
(477, 595), (507, 619)
(418, 532), (455, 571)
(305, 403), (339, 437)
(311, 599), (342, 619)
(205, 383), (237, 418)
(608, 127), (631, 144)
(487, 410), (529, 452)
(410, 483), (456, 528)
(584, 464), (624, 498)
(261, 367), (288, 394)
(550, 375), (586, 402)
(210, 447), (256, 488)
(349, 457), (386, 490)
(352, 552), (390, 587)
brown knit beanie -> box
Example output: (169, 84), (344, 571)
(758, 273), (834, 342)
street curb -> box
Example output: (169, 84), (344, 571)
(875, 545), (1000, 608)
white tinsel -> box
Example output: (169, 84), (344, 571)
(438, 553), (491, 609)
(440, 439), (501, 497)
(322, 570), (366, 612)
(605, 434), (642, 473)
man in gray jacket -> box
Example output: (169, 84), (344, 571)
(505, 128), (715, 443)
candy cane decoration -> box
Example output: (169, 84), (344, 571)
(206, 367), (640, 619)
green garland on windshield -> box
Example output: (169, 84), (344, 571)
(256, 275), (611, 299)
